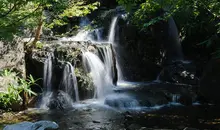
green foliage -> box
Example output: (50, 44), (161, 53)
(35, 41), (44, 49)
(0, 69), (39, 110)
(117, 0), (220, 30)
(117, 0), (220, 57)
(0, 0), (100, 41)
(46, 1), (100, 29)
(75, 68), (93, 90)
(0, 1), (43, 41)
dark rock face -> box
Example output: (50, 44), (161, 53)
(25, 52), (44, 93)
(105, 82), (196, 108)
(26, 42), (93, 99)
(116, 22), (162, 81)
(47, 90), (73, 110)
(150, 16), (183, 64)
(158, 61), (199, 85)
(0, 40), (25, 76)
(114, 11), (184, 81)
(200, 60), (220, 103)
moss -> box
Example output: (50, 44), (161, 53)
(75, 68), (93, 91)
(0, 110), (40, 129)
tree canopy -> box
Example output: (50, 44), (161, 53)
(0, 0), (99, 41)
(117, 0), (220, 57)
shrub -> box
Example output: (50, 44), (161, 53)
(0, 69), (39, 110)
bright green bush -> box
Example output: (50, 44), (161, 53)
(0, 69), (39, 110)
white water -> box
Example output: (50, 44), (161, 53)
(60, 62), (79, 102)
(40, 92), (53, 109)
(108, 16), (124, 81)
(81, 16), (123, 99)
(99, 46), (114, 80)
(108, 17), (118, 43)
(172, 94), (181, 103)
(83, 51), (113, 99)
(40, 54), (53, 109)
(40, 59), (79, 109)
(43, 54), (53, 91)
(105, 93), (140, 109)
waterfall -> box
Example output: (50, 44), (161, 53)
(172, 94), (180, 103)
(43, 54), (53, 92)
(40, 60), (79, 109)
(60, 62), (79, 102)
(108, 17), (118, 43)
(99, 46), (113, 81)
(40, 54), (53, 109)
(95, 28), (103, 41)
(83, 51), (113, 99)
(107, 16), (124, 81)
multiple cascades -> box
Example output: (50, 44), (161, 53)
(38, 14), (196, 110)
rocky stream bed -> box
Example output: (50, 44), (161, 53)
(1, 102), (220, 130)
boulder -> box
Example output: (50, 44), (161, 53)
(3, 120), (59, 130)
(109, 82), (196, 107)
(183, 127), (199, 130)
(200, 59), (220, 103)
(0, 40), (25, 77)
(158, 61), (198, 85)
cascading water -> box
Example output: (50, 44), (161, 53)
(108, 16), (124, 81)
(40, 54), (53, 109)
(59, 17), (103, 42)
(95, 28), (103, 41)
(43, 54), (53, 92)
(40, 59), (79, 109)
(108, 17), (118, 43)
(172, 94), (181, 103)
(81, 16), (124, 100)
(83, 51), (113, 99)
(98, 46), (114, 82)
(59, 62), (79, 102)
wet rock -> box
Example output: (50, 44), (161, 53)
(183, 127), (199, 130)
(112, 82), (197, 107)
(128, 124), (142, 130)
(3, 120), (59, 130)
(158, 61), (198, 85)
(200, 59), (220, 104)
(3, 122), (33, 130)
(47, 90), (74, 110)
(116, 22), (162, 81)
(0, 40), (25, 77)
(92, 120), (101, 123)
(178, 94), (193, 106)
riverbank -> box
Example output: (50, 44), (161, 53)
(1, 102), (220, 130)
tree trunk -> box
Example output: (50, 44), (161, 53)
(32, 17), (43, 48)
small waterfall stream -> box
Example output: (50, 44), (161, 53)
(83, 51), (113, 99)
(108, 16), (124, 81)
(59, 62), (79, 102)
(40, 54), (53, 109)
(40, 56), (79, 108)
(108, 17), (118, 43)
(43, 54), (53, 92)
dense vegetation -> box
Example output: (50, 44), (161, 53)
(0, 0), (100, 110)
(0, 0), (99, 44)
(117, 0), (220, 58)
(0, 70), (38, 110)
(1, 0), (219, 49)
